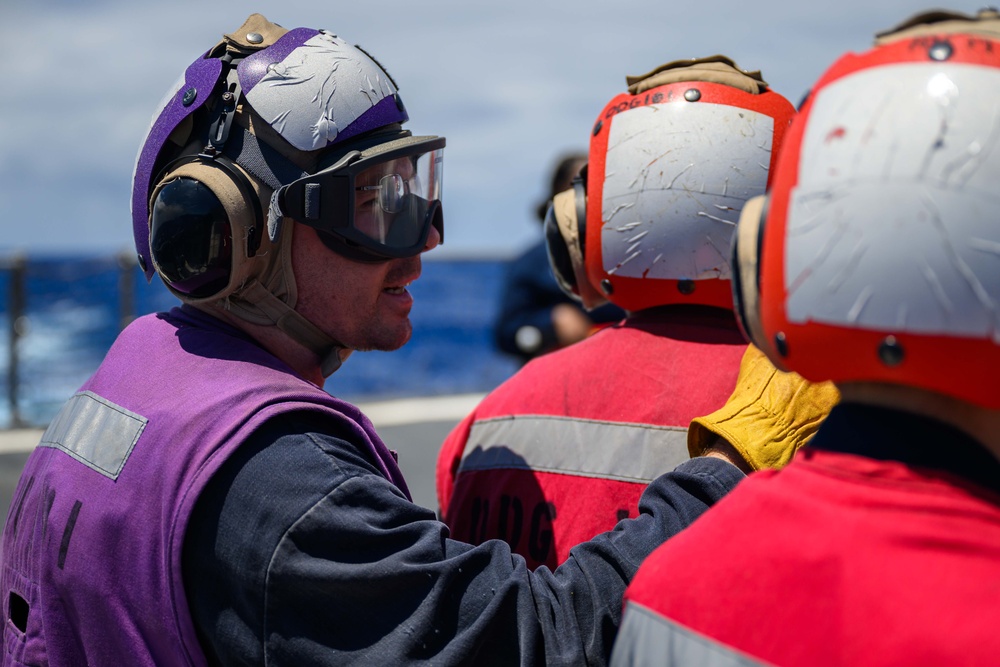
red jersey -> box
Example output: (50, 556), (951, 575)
(437, 306), (747, 569)
(616, 404), (1000, 666)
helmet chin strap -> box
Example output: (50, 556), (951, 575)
(223, 280), (348, 377)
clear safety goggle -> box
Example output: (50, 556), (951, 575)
(357, 173), (415, 213)
(277, 136), (445, 261)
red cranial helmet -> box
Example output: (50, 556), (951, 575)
(582, 56), (795, 313)
(733, 9), (1000, 409)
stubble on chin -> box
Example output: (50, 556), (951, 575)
(351, 317), (412, 352)
(353, 289), (415, 352)
(342, 257), (421, 353)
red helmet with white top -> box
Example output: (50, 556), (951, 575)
(732, 9), (1000, 409)
(545, 56), (794, 313)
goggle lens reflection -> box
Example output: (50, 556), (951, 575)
(357, 173), (408, 213)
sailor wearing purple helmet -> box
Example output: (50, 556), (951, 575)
(0, 14), (784, 666)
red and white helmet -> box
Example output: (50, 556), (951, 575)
(570, 57), (795, 313)
(733, 9), (1000, 409)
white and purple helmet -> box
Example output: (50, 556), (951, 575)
(131, 20), (413, 280)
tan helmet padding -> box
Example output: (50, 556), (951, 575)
(552, 189), (608, 311)
(875, 8), (1000, 45)
(222, 277), (345, 377)
(627, 55), (768, 95)
(219, 198), (297, 325)
(224, 14), (290, 54)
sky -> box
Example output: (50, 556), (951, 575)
(0, 0), (983, 259)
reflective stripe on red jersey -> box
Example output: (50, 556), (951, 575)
(611, 601), (770, 667)
(458, 415), (689, 482)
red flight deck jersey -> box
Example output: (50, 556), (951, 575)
(614, 404), (1000, 667)
(437, 306), (747, 570)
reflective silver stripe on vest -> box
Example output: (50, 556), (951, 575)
(38, 391), (148, 480)
(611, 601), (771, 666)
(459, 415), (689, 483)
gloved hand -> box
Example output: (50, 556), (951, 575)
(688, 344), (840, 471)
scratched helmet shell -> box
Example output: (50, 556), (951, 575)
(129, 14), (444, 377)
(583, 57), (796, 313)
(737, 9), (1000, 408)
(131, 15), (411, 281)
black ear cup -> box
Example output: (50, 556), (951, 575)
(572, 175), (587, 257)
(148, 155), (264, 299)
(731, 194), (769, 348)
(150, 177), (233, 298)
(544, 200), (579, 299)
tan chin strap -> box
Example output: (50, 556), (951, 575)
(626, 55), (768, 95)
(224, 280), (346, 377)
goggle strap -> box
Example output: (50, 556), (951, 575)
(305, 184), (321, 219)
(278, 164), (355, 228)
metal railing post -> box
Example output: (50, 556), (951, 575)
(7, 255), (27, 429)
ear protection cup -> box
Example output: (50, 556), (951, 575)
(544, 198), (577, 298)
(148, 153), (265, 301)
(150, 177), (233, 298)
(546, 186), (609, 311)
(731, 194), (771, 354)
(571, 174), (587, 255)
(544, 174), (589, 302)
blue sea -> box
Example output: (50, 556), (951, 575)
(0, 255), (520, 429)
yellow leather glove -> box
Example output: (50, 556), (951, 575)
(688, 345), (840, 470)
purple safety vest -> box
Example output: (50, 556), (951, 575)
(0, 307), (409, 666)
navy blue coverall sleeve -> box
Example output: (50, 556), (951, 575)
(183, 413), (742, 666)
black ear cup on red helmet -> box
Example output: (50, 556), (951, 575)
(148, 154), (264, 299)
(544, 173), (590, 301)
(731, 194), (769, 348)
(573, 175), (587, 258)
(572, 174), (587, 258)
(544, 201), (579, 299)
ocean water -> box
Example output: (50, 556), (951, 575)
(0, 255), (520, 429)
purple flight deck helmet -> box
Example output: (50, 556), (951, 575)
(131, 23), (418, 281)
